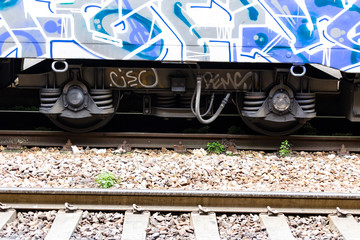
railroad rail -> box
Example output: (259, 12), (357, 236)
(1, 188), (360, 239)
(0, 130), (359, 152)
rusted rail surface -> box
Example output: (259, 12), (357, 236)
(0, 130), (358, 152)
(0, 188), (360, 215)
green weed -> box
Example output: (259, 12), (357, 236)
(95, 171), (120, 188)
(279, 140), (291, 157)
(206, 141), (225, 154)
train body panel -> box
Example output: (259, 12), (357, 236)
(1, 0), (360, 135)
(0, 0), (359, 72)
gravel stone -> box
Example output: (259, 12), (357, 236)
(146, 213), (194, 239)
(71, 211), (124, 239)
(0, 148), (356, 238)
(0, 211), (56, 239)
(0, 210), (350, 239)
(217, 214), (268, 239)
(0, 148), (359, 193)
(287, 215), (344, 239)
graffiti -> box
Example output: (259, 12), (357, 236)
(107, 68), (158, 88)
(203, 71), (252, 90)
(0, 0), (360, 72)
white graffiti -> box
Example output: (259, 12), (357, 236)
(203, 71), (252, 90)
(1, 0), (360, 72)
(109, 68), (158, 88)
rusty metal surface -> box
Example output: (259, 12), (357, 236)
(0, 131), (359, 152)
(1, 188), (360, 214)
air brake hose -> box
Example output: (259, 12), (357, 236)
(191, 91), (214, 117)
(193, 76), (231, 124)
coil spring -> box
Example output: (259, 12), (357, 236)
(90, 89), (113, 110)
(242, 92), (266, 114)
(39, 88), (61, 111)
(295, 93), (316, 113)
(156, 94), (176, 108)
(179, 96), (192, 108)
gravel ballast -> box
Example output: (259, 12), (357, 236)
(0, 147), (354, 239)
(0, 211), (345, 239)
(0, 211), (56, 239)
(0, 147), (359, 192)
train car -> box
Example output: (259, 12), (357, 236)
(0, 0), (359, 135)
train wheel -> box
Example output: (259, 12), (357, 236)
(236, 92), (305, 136)
(240, 116), (305, 136)
(47, 90), (120, 132)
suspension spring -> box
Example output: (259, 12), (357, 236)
(39, 88), (61, 111)
(90, 89), (113, 110)
(156, 94), (176, 108)
(295, 93), (316, 113)
(179, 95), (192, 108)
(242, 92), (266, 114)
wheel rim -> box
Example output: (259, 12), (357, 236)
(236, 93), (305, 136)
(49, 91), (120, 132)
(240, 116), (305, 136)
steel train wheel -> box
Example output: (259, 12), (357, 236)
(240, 116), (305, 136)
(236, 93), (305, 136)
(49, 91), (120, 132)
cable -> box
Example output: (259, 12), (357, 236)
(192, 76), (231, 124)
(191, 91), (214, 117)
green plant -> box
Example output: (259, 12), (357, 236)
(95, 171), (120, 188)
(279, 140), (291, 157)
(206, 141), (225, 154)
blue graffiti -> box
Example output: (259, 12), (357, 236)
(122, 8), (163, 60)
(0, 0), (360, 71)
(254, 33), (268, 46)
(0, 0), (18, 10)
(123, 0), (150, 45)
(315, 0), (360, 13)
(0, 30), (43, 56)
(84, 5), (101, 13)
(35, 0), (53, 13)
(239, 0), (258, 21)
(174, 2), (201, 39)
(114, 21), (126, 31)
(50, 40), (103, 59)
(92, 7), (163, 60)
(210, 40), (231, 61)
(151, 5), (183, 61)
(190, 0), (232, 21)
(93, 9), (118, 35)
(44, 19), (63, 34)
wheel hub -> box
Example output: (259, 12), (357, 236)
(66, 86), (85, 110)
(272, 92), (291, 112)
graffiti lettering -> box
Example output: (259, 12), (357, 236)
(0, 0), (359, 72)
(203, 71), (252, 90)
(109, 68), (158, 88)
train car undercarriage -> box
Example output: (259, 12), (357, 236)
(2, 58), (357, 135)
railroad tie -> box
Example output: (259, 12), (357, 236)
(44, 209), (83, 240)
(122, 211), (150, 240)
(190, 212), (220, 240)
(329, 214), (360, 240)
(259, 213), (295, 240)
(0, 209), (16, 231)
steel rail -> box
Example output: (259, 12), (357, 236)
(1, 188), (360, 215)
(0, 130), (359, 151)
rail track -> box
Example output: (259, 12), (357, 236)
(0, 130), (359, 152)
(0, 188), (360, 239)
